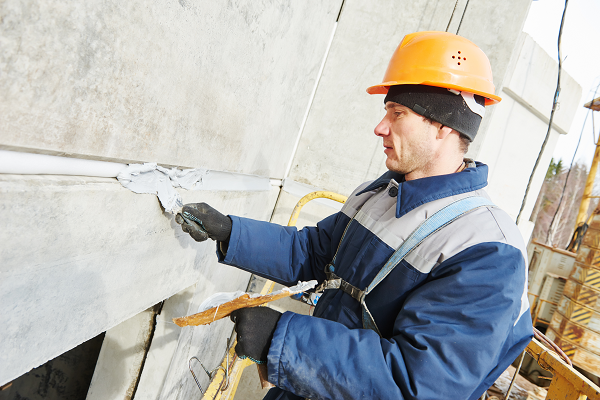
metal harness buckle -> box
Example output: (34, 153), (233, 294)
(315, 265), (365, 303)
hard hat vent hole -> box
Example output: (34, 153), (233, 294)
(453, 51), (464, 65)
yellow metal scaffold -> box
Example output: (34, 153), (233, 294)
(574, 96), (600, 227)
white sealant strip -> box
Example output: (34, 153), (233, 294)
(0, 149), (127, 177)
(282, 178), (344, 211)
(0, 150), (277, 213)
(200, 170), (271, 192)
(117, 164), (273, 213)
(283, 21), (338, 180)
(0, 150), (274, 191)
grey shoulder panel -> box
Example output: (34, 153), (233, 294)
(410, 197), (527, 273)
(341, 180), (377, 218)
(348, 186), (527, 274)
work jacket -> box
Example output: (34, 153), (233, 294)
(219, 161), (533, 400)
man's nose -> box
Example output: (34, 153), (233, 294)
(374, 116), (390, 137)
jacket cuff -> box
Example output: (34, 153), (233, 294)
(267, 311), (295, 386)
(217, 215), (240, 263)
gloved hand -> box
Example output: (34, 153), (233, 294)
(175, 203), (232, 242)
(230, 307), (282, 364)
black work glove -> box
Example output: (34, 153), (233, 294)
(230, 307), (281, 364)
(175, 203), (232, 242)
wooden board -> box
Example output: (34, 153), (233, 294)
(173, 281), (316, 327)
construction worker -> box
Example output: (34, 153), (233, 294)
(176, 31), (533, 400)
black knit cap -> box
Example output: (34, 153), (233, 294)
(384, 84), (485, 141)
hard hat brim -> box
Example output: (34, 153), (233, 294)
(367, 82), (501, 105)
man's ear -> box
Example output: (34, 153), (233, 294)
(436, 124), (454, 140)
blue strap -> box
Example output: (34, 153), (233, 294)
(361, 196), (495, 335)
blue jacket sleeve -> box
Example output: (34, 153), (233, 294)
(266, 242), (533, 400)
(218, 212), (343, 286)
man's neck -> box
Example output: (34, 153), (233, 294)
(404, 156), (466, 181)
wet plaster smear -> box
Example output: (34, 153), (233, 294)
(117, 163), (272, 214)
(117, 163), (207, 214)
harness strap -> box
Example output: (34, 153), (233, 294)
(364, 196), (495, 297)
(315, 264), (364, 301)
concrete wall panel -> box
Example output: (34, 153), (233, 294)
(132, 284), (197, 400)
(503, 35), (581, 134)
(86, 306), (157, 400)
(479, 96), (561, 220)
(478, 33), (582, 231)
(288, 0), (459, 195)
(158, 284), (237, 400)
(458, 0), (532, 157)
(0, 174), (278, 386)
(0, 0), (341, 178)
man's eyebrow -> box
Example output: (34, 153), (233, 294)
(385, 102), (402, 110)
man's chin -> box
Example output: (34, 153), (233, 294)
(385, 160), (406, 175)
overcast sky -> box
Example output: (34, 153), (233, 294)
(523, 0), (600, 168)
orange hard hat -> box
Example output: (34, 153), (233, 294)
(367, 31), (501, 105)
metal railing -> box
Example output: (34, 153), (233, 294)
(529, 293), (559, 328)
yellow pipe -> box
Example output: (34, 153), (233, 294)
(288, 191), (348, 227)
(575, 142), (600, 227)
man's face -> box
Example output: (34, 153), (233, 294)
(374, 101), (438, 177)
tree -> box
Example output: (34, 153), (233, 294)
(545, 158), (563, 180)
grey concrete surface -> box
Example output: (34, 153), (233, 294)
(86, 305), (158, 400)
(0, 173), (279, 386)
(460, 0), (533, 158)
(0, 0), (341, 178)
(502, 34), (581, 134)
(132, 284), (197, 400)
(288, 0), (463, 196)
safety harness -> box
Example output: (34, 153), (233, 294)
(315, 196), (496, 336)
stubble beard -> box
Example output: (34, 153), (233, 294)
(386, 126), (435, 176)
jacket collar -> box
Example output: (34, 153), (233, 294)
(356, 160), (488, 219)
